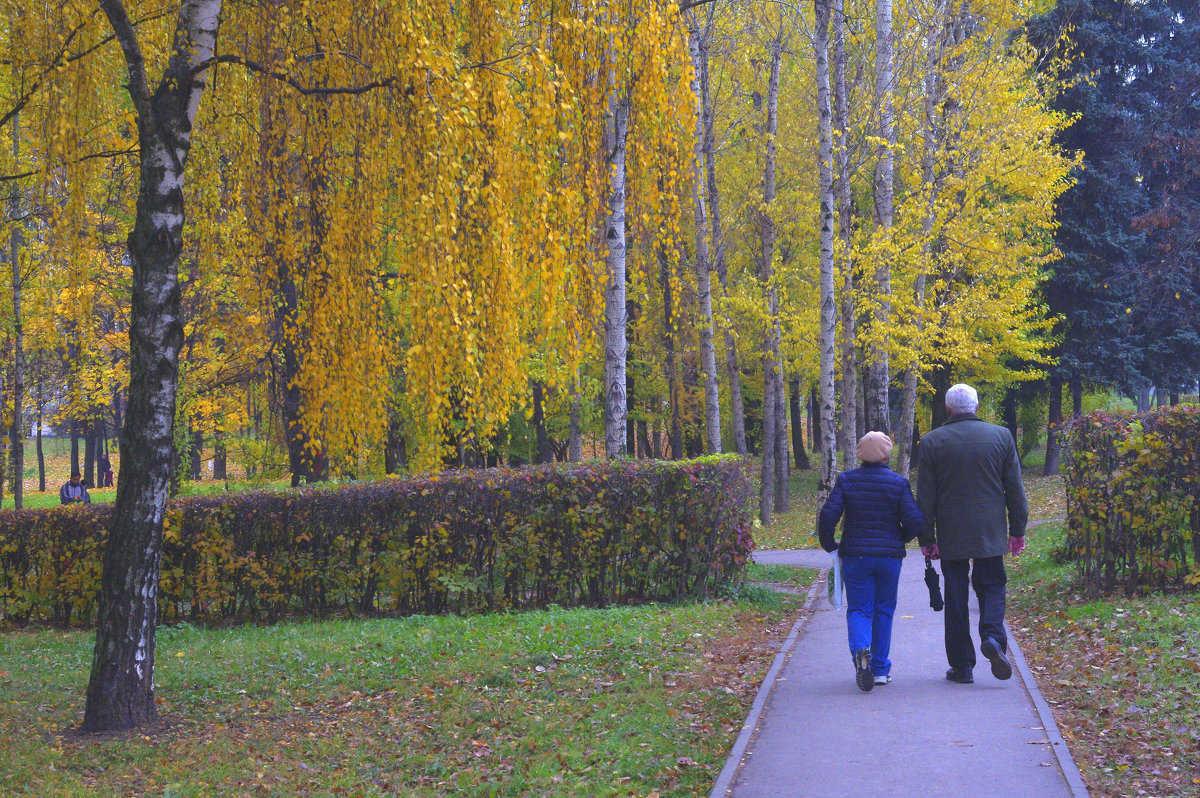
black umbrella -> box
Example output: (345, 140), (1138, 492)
(924, 556), (944, 612)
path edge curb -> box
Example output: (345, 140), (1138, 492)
(709, 568), (824, 797)
(1006, 621), (1090, 797)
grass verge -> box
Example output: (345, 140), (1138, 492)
(1009, 521), (1200, 798)
(0, 583), (812, 797)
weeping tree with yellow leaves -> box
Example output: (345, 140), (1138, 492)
(0, 0), (698, 731)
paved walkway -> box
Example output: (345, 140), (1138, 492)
(719, 549), (1087, 797)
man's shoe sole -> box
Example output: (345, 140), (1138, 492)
(981, 639), (1013, 680)
(855, 649), (874, 692)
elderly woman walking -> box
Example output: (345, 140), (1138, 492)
(819, 432), (924, 692)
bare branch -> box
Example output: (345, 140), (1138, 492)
(192, 54), (398, 96)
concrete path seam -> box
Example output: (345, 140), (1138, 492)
(1006, 621), (1090, 797)
(709, 570), (825, 798)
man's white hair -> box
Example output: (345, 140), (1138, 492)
(945, 383), (979, 415)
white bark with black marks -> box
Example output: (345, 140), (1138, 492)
(603, 92), (630, 459)
(688, 16), (722, 455)
(896, 2), (948, 478)
(815, 0), (839, 505)
(698, 8), (745, 456)
(833, 0), (857, 470)
(759, 36), (782, 524)
(868, 0), (895, 434)
(83, 0), (224, 733)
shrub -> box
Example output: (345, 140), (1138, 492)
(0, 456), (754, 628)
(1062, 406), (1200, 595)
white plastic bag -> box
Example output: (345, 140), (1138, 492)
(828, 552), (844, 609)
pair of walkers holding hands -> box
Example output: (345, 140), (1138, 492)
(818, 383), (1029, 692)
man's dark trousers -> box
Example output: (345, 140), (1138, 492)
(941, 556), (1006, 669)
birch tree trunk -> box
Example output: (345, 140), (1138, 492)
(84, 0), (224, 733)
(700, 18), (747, 456)
(815, 0), (839, 504)
(867, 0), (895, 434)
(658, 242), (684, 459)
(688, 16), (721, 454)
(603, 92), (630, 459)
(896, 4), (946, 478)
(759, 36), (782, 524)
(833, 0), (857, 470)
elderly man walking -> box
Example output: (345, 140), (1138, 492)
(917, 383), (1028, 684)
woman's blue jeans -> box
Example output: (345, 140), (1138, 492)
(840, 555), (903, 676)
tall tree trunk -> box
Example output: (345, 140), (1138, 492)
(688, 17), (722, 455)
(1043, 374), (1063, 476)
(658, 242), (684, 460)
(603, 93), (630, 459)
(1070, 376), (1083, 418)
(1002, 388), (1019, 450)
(758, 35), (783, 525)
(189, 425), (203, 481)
(84, 0), (224, 733)
(867, 0), (895, 434)
(533, 380), (553, 465)
(700, 19), (746, 456)
(36, 401), (45, 493)
(834, 0), (857, 472)
(70, 418), (81, 477)
(213, 429), (227, 480)
(9, 108), (24, 510)
(85, 421), (98, 487)
(626, 359), (636, 457)
(929, 365), (950, 429)
(789, 377), (811, 470)
(811, 386), (824, 452)
(896, 12), (946, 478)
(568, 376), (582, 462)
(774, 371), (789, 513)
(815, 0), (839, 503)
(808, 390), (816, 450)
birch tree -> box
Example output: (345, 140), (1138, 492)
(82, 0), (225, 732)
(815, 0), (838, 503)
(687, 10), (722, 454)
(867, 0), (895, 434)
(758, 32), (783, 523)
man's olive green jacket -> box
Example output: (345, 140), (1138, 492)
(916, 413), (1028, 560)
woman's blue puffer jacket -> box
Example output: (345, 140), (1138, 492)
(818, 462), (924, 558)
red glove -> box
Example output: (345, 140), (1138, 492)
(1008, 536), (1026, 556)
(921, 544), (939, 560)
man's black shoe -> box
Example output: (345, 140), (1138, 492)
(945, 667), (974, 684)
(981, 637), (1013, 680)
(855, 648), (874, 692)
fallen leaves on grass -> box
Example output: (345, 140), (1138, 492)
(1012, 581), (1200, 797)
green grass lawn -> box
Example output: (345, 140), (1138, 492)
(1009, 522), (1200, 797)
(0, 580), (810, 797)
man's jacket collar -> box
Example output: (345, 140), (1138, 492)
(946, 413), (981, 424)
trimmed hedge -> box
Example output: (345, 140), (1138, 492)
(1062, 406), (1200, 595)
(0, 456), (754, 628)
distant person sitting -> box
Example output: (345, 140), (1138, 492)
(59, 471), (92, 505)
